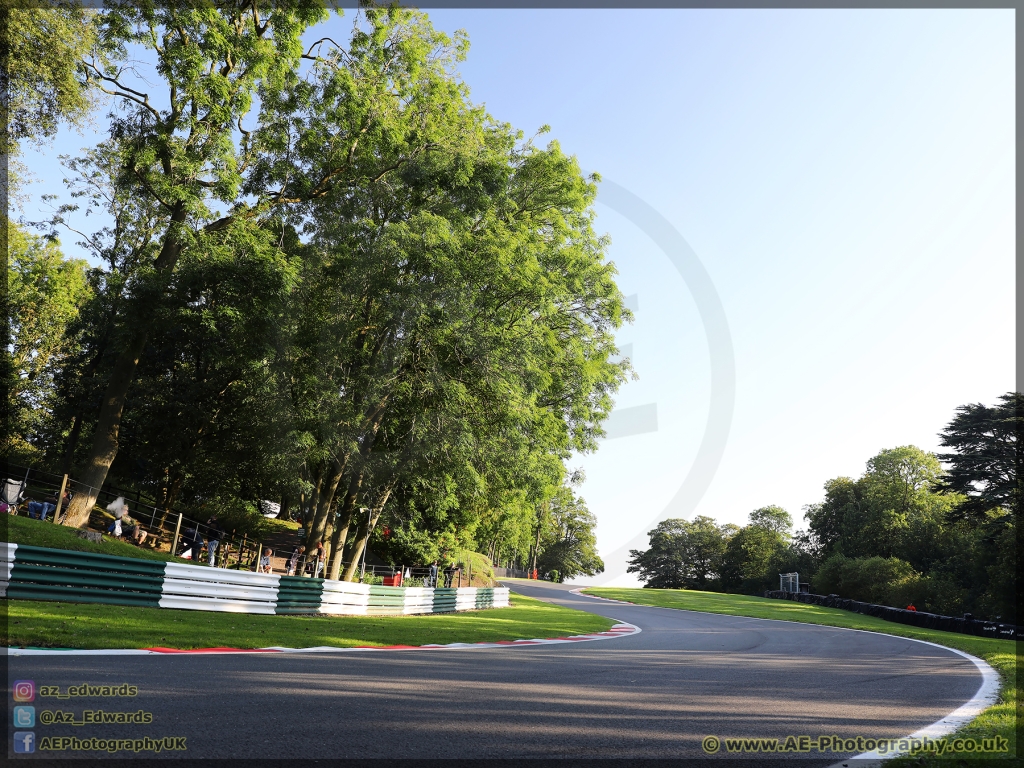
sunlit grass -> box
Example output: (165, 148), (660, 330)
(3, 593), (614, 650)
(4, 514), (186, 562)
(587, 588), (1018, 764)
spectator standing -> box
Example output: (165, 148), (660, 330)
(429, 561), (438, 588)
(287, 546), (305, 576)
(206, 516), (223, 567)
(310, 540), (325, 578)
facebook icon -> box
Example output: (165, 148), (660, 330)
(13, 731), (35, 754)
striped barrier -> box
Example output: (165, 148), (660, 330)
(0, 543), (510, 616)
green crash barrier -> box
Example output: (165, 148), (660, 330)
(9, 563), (164, 592)
(2, 542), (510, 617)
(12, 544), (167, 575)
(6, 583), (163, 607)
(275, 575), (325, 614)
(6, 545), (167, 608)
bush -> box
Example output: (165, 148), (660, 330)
(813, 554), (925, 607)
(196, 497), (273, 541)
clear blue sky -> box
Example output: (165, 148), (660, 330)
(20, 9), (1015, 585)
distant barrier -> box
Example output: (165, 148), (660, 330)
(764, 589), (1021, 641)
(493, 567), (530, 578)
(1, 543), (510, 616)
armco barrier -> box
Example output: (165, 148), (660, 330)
(275, 575), (324, 615)
(5, 543), (165, 608)
(160, 563), (280, 614)
(764, 590), (1022, 641)
(0, 543), (510, 617)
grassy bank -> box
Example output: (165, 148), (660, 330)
(4, 514), (188, 563)
(586, 588), (1018, 764)
(4, 593), (613, 650)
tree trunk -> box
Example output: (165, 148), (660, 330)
(326, 467), (366, 580)
(61, 206), (187, 529)
(58, 330), (112, 477)
(532, 523), (541, 573)
(341, 485), (394, 582)
(304, 454), (346, 550)
(158, 470), (185, 529)
(323, 406), (389, 578)
(322, 512), (335, 570)
(59, 412), (82, 476)
(60, 327), (150, 527)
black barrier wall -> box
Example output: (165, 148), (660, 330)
(764, 590), (1021, 642)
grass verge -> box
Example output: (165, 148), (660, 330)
(586, 588), (1018, 765)
(3, 514), (188, 563)
(4, 593), (614, 650)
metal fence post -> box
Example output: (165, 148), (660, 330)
(170, 513), (183, 559)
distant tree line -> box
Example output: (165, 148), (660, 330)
(628, 394), (1020, 623)
(5, 3), (613, 582)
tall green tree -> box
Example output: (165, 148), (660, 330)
(6, 224), (92, 461)
(936, 392), (1021, 523)
(536, 484), (604, 581)
(748, 505), (792, 536)
(804, 477), (861, 558)
(285, 13), (629, 573)
(627, 516), (733, 590)
(1, 0), (103, 197)
(58, 0), (330, 527)
(720, 506), (791, 592)
(108, 219), (300, 516)
(801, 440), (1010, 619)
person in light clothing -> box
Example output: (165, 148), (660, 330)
(287, 546), (304, 576)
(256, 547), (273, 574)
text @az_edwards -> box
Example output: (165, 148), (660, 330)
(701, 734), (1010, 756)
(40, 709), (153, 725)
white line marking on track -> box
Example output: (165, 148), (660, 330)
(3, 621), (641, 656)
(569, 588), (1002, 765)
(826, 637), (1000, 767)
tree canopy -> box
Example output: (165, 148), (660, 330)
(626, 401), (1017, 623)
(936, 392), (1021, 524)
(11, 2), (619, 581)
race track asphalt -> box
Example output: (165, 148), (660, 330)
(5, 580), (983, 762)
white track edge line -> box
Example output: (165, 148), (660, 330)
(825, 640), (1000, 767)
(3, 618), (640, 656)
(571, 589), (1002, 764)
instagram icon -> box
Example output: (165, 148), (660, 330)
(12, 681), (35, 703)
